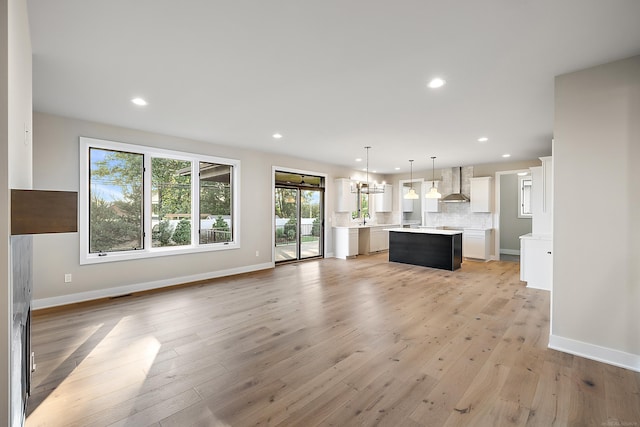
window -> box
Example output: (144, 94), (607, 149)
(519, 175), (532, 218)
(151, 157), (192, 247)
(80, 137), (240, 264)
(89, 148), (143, 253)
(199, 162), (233, 244)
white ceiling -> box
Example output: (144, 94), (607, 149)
(27, 0), (640, 174)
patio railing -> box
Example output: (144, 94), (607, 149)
(200, 228), (232, 244)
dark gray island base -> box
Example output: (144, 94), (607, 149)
(387, 228), (462, 271)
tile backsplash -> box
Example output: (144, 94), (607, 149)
(424, 203), (493, 229)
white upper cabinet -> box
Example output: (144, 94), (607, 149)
(334, 178), (357, 212)
(470, 177), (494, 212)
(374, 184), (393, 212)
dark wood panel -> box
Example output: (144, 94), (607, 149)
(11, 189), (78, 235)
(389, 231), (462, 270)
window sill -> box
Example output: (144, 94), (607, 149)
(80, 241), (240, 265)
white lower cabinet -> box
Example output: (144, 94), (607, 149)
(334, 228), (358, 259)
(462, 229), (491, 260)
(336, 225), (398, 258)
(520, 234), (552, 291)
(358, 226), (394, 254)
(369, 227), (388, 253)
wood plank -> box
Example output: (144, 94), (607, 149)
(26, 254), (640, 426)
(11, 189), (77, 235)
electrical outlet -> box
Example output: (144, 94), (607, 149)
(255, 250), (259, 257)
(64, 273), (72, 283)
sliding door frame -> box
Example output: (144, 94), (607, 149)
(272, 166), (327, 264)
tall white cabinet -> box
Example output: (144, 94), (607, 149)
(520, 235), (552, 290)
(520, 156), (553, 291)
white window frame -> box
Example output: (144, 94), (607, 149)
(80, 137), (240, 265)
(518, 175), (532, 219)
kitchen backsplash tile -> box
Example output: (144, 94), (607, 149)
(424, 202), (493, 229)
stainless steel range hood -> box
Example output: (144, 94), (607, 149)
(442, 167), (470, 203)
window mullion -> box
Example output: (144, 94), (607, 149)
(144, 154), (152, 251)
(192, 160), (199, 247)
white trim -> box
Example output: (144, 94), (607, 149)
(517, 174), (533, 219)
(500, 248), (520, 255)
(79, 136), (241, 265)
(272, 166), (328, 264)
(526, 282), (550, 291)
(32, 262), (274, 310)
(549, 334), (640, 373)
(493, 168), (533, 261)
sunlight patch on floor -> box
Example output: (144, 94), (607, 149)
(27, 331), (161, 426)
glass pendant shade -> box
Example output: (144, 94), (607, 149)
(405, 188), (419, 199)
(425, 156), (441, 198)
(404, 159), (418, 199)
(426, 185), (441, 199)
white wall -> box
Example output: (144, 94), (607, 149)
(553, 55), (640, 370)
(31, 112), (362, 306)
(2, 0), (33, 424)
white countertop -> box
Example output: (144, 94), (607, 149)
(419, 226), (492, 231)
(385, 227), (463, 235)
(520, 233), (552, 240)
(333, 223), (400, 229)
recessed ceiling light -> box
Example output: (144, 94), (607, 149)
(427, 78), (446, 89)
(272, 133), (283, 139)
(502, 153), (511, 158)
(131, 97), (148, 106)
(372, 170), (377, 173)
(355, 158), (362, 162)
(395, 167), (401, 170)
(477, 137), (489, 142)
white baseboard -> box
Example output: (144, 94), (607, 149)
(325, 251), (335, 258)
(33, 262), (275, 310)
(500, 249), (521, 255)
(548, 334), (640, 373)
(526, 282), (550, 292)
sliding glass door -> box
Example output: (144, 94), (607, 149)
(274, 172), (324, 263)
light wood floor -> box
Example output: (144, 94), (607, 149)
(26, 254), (640, 426)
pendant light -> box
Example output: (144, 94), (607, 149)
(351, 146), (384, 194)
(404, 160), (419, 199)
(426, 156), (442, 199)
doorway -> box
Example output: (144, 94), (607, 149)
(274, 171), (324, 263)
(494, 170), (532, 261)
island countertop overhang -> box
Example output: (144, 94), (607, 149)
(384, 228), (463, 236)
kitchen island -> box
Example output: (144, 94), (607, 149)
(386, 228), (463, 271)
